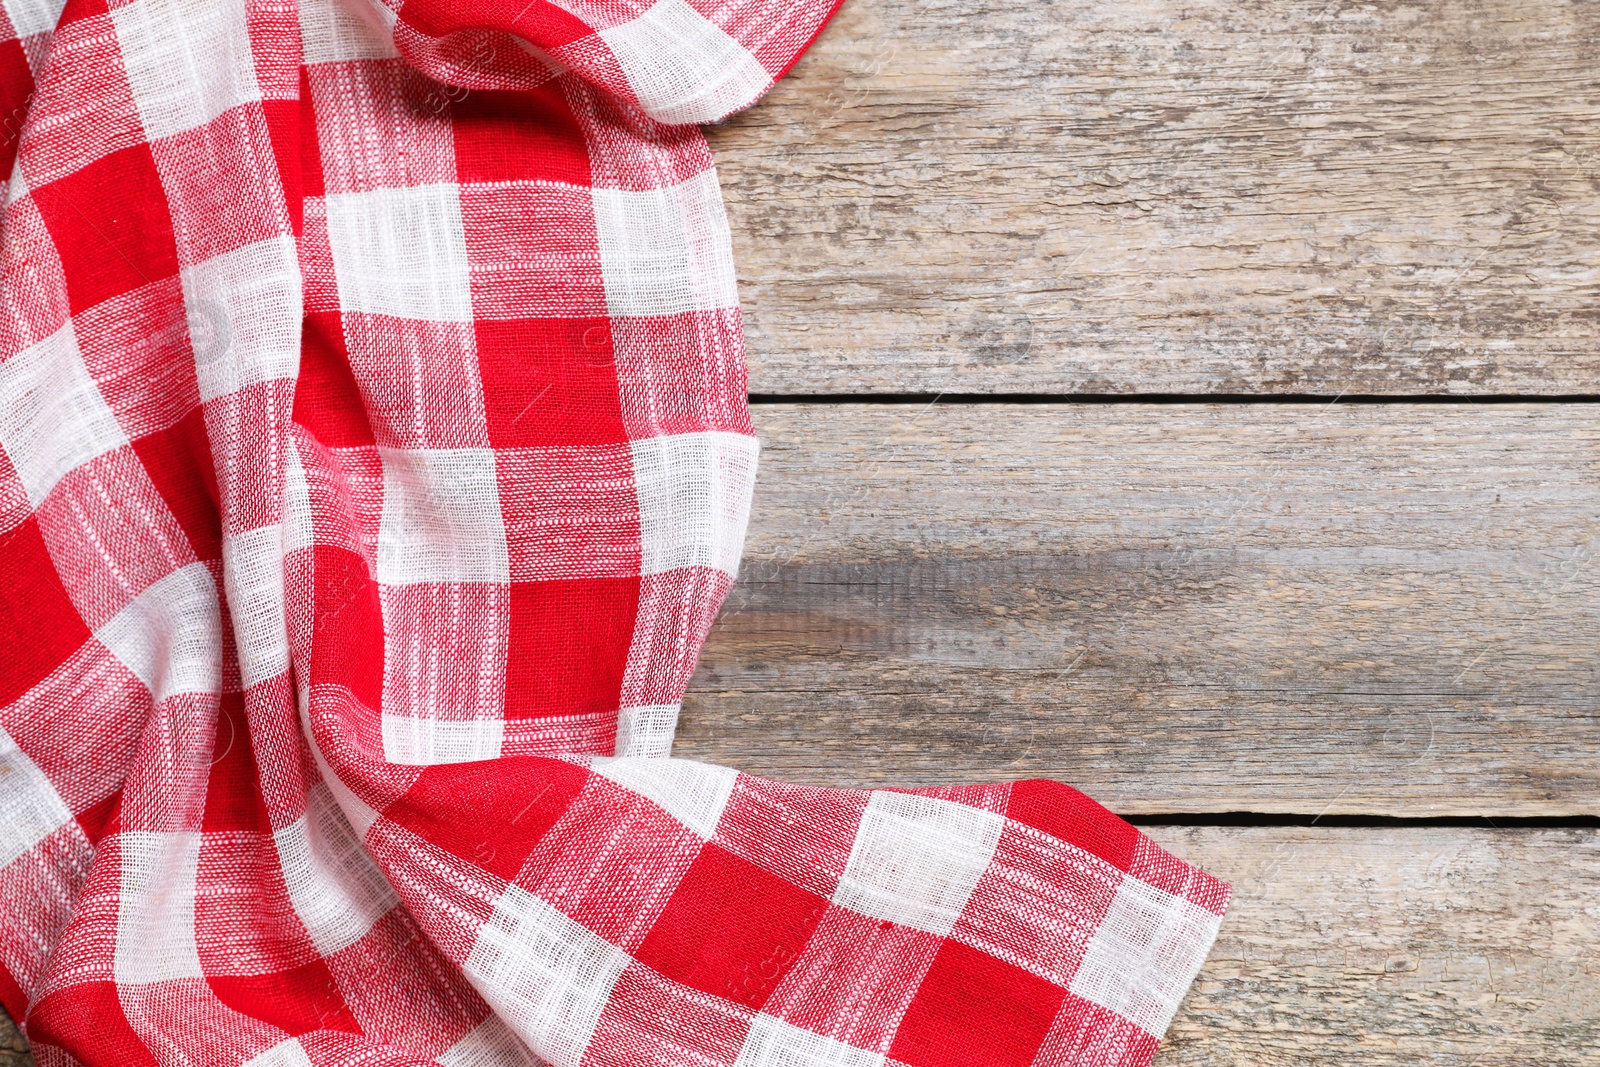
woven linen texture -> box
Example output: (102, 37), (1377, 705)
(0, 0), (1230, 1064)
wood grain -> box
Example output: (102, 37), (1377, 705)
(0, 1014), (22, 1067)
(678, 403), (1600, 814)
(709, 0), (1600, 395)
(1150, 826), (1600, 1065)
(3, 827), (1593, 1066)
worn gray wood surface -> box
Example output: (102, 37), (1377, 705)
(4, 827), (1593, 1066)
(1150, 826), (1600, 1066)
(0, 1016), (22, 1067)
(678, 403), (1600, 815)
(709, 0), (1600, 395)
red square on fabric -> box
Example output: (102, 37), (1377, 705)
(294, 310), (375, 448)
(888, 939), (1067, 1067)
(389, 755), (590, 883)
(309, 545), (383, 710)
(131, 407), (222, 563)
(400, 0), (596, 46)
(504, 577), (637, 721)
(296, 68), (324, 199)
(262, 95), (302, 233)
(476, 318), (625, 448)
(32, 143), (180, 315)
(1006, 778), (1140, 873)
(453, 84), (591, 186)
(0, 517), (90, 706)
(202, 696), (272, 833)
(27, 981), (159, 1067)
(511, 0), (599, 46)
(208, 960), (361, 1037)
(0, 38), (32, 178)
(635, 842), (829, 1010)
(57, 0), (111, 24)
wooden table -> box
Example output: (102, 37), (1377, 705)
(3, 0), (1596, 1063)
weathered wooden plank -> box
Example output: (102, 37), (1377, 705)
(2, 828), (1593, 1065)
(1152, 826), (1600, 1065)
(709, 0), (1600, 395)
(678, 403), (1600, 815)
(0, 1016), (22, 1067)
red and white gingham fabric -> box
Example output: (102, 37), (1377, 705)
(0, 0), (1230, 1064)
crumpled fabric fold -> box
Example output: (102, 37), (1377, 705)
(0, 0), (1227, 1064)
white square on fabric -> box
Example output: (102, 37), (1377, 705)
(733, 1014), (886, 1067)
(283, 437), (315, 553)
(376, 447), (509, 585)
(612, 704), (680, 758)
(465, 884), (630, 1067)
(592, 756), (738, 839)
(630, 430), (757, 577)
(0, 724), (74, 870)
(598, 0), (772, 124)
(110, 0), (262, 140)
(115, 830), (204, 984)
(1068, 875), (1223, 1037)
(592, 170), (739, 318)
(0, 323), (130, 507)
(223, 524), (290, 690)
(435, 1014), (541, 1067)
(324, 184), (473, 323)
(242, 1039), (315, 1067)
(298, 0), (400, 63)
(182, 236), (302, 403)
(274, 783), (400, 958)
(382, 715), (505, 766)
(2, 0), (57, 39)
(94, 563), (223, 705)
(833, 792), (1005, 938)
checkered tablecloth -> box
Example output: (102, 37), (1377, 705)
(0, 1), (1228, 1064)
